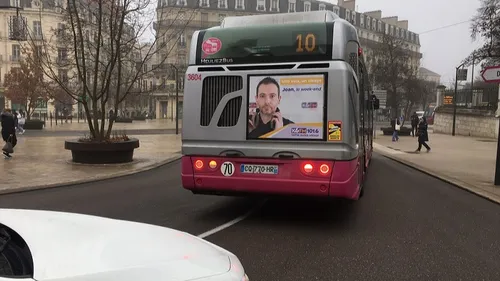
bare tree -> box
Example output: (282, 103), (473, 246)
(371, 33), (416, 117)
(3, 51), (49, 120)
(417, 79), (438, 110)
(19, 0), (203, 141)
(466, 0), (500, 67)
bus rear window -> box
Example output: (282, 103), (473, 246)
(195, 22), (333, 65)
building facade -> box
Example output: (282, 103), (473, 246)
(0, 0), (67, 116)
(153, 0), (422, 119)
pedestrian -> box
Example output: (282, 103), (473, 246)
(415, 116), (431, 153)
(17, 110), (25, 134)
(391, 117), (400, 142)
(410, 112), (419, 137)
(1, 108), (17, 158)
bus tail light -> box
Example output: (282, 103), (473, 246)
(302, 163), (314, 174)
(209, 160), (217, 169)
(194, 159), (204, 170)
(319, 164), (330, 175)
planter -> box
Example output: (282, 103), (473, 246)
(132, 116), (146, 121)
(24, 120), (45, 130)
(64, 138), (140, 164)
(115, 117), (133, 123)
(381, 126), (412, 136)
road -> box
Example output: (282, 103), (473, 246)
(1, 154), (499, 280)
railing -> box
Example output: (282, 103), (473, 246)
(439, 88), (498, 111)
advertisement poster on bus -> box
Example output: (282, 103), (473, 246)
(247, 74), (325, 140)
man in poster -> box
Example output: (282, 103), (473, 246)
(248, 77), (294, 138)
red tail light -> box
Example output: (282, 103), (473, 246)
(319, 164), (330, 174)
(194, 160), (204, 170)
(303, 163), (313, 174)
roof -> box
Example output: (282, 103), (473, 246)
(419, 67), (441, 77)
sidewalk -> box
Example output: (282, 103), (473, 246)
(373, 131), (500, 203)
(40, 119), (182, 131)
(0, 134), (181, 194)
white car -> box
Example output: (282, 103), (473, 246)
(0, 209), (249, 281)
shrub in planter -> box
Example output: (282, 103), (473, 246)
(65, 133), (140, 164)
(381, 126), (412, 136)
(23, 120), (45, 130)
(115, 117), (133, 123)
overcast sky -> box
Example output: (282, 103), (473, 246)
(327, 0), (485, 86)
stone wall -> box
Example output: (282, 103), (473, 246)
(434, 107), (499, 139)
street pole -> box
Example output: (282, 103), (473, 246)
(452, 68), (458, 136)
(452, 63), (465, 136)
(170, 64), (179, 135)
(495, 117), (500, 185)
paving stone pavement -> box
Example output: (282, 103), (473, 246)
(373, 131), (500, 203)
(0, 134), (181, 194)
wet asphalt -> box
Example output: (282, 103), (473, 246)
(1, 153), (499, 280)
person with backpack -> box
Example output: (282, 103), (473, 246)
(1, 108), (17, 158)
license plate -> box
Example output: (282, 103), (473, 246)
(240, 164), (279, 175)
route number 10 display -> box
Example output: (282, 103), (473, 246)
(296, 33), (317, 53)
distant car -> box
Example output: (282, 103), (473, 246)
(0, 209), (249, 281)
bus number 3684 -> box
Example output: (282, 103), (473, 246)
(187, 74), (202, 81)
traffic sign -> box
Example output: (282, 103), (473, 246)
(480, 65), (500, 83)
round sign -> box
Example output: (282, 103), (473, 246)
(220, 161), (235, 177)
(202, 37), (222, 55)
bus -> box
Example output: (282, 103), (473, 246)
(180, 11), (380, 201)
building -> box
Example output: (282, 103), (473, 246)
(153, 0), (422, 119)
(418, 67), (441, 85)
(0, 0), (66, 116)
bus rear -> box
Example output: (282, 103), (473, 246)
(181, 11), (376, 200)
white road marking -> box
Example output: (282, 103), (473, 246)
(197, 199), (267, 239)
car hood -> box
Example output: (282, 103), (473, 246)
(0, 209), (234, 281)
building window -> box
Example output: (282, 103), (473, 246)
(333, 6), (339, 15)
(218, 0), (227, 9)
(199, 0), (209, 7)
(360, 15), (364, 27)
(303, 1), (311, 12)
(395, 27), (399, 37)
(390, 26), (393, 36)
(271, 0), (279, 11)
(351, 11), (356, 24)
(366, 16), (370, 29)
(257, 0), (265, 11)
(33, 21), (42, 36)
(378, 20), (382, 32)
(176, 0), (185, 6)
(288, 0), (295, 12)
(345, 9), (350, 21)
(235, 0), (244, 10)
(385, 24), (388, 34)
(11, 44), (20, 61)
(11, 0), (20, 7)
(179, 33), (186, 47)
(318, 3), (325, 10)
(177, 54), (186, 65)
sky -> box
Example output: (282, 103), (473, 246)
(327, 0), (485, 87)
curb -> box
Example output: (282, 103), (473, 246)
(374, 147), (500, 205)
(0, 154), (182, 196)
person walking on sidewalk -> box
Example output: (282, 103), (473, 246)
(415, 116), (431, 153)
(1, 108), (17, 158)
(410, 112), (419, 137)
(391, 117), (400, 142)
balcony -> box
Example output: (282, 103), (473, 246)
(154, 19), (221, 31)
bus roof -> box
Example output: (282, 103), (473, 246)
(220, 10), (340, 28)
